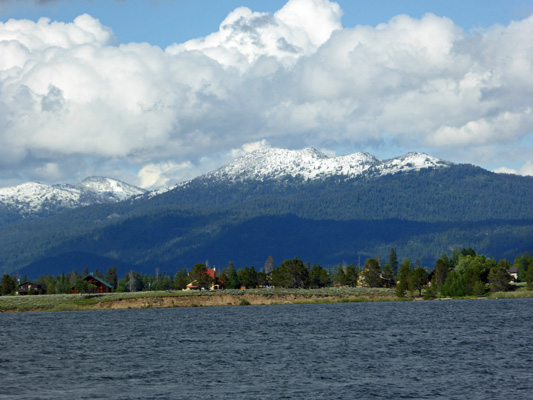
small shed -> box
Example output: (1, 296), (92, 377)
(17, 282), (45, 295)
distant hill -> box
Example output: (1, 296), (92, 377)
(2, 148), (533, 278)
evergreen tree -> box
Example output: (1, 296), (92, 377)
(105, 266), (118, 289)
(256, 271), (268, 287)
(238, 266), (258, 289)
(174, 267), (189, 290)
(382, 263), (394, 288)
(1, 274), (16, 296)
(344, 264), (359, 287)
(514, 253), (532, 282)
(409, 267), (428, 297)
(396, 280), (407, 298)
(389, 248), (398, 276)
(396, 258), (413, 296)
(74, 277), (88, 293)
(332, 264), (346, 286)
(309, 264), (330, 288)
(271, 258), (309, 288)
(225, 262), (241, 289)
(191, 263), (214, 289)
(488, 260), (512, 292)
(526, 262), (533, 291)
(362, 258), (382, 287)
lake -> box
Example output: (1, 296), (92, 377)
(1, 299), (532, 399)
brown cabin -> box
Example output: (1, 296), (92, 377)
(72, 274), (114, 294)
(17, 282), (45, 295)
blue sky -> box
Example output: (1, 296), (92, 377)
(3, 1), (532, 47)
(1, 0), (533, 188)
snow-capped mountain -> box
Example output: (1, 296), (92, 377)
(0, 177), (146, 216)
(199, 147), (451, 183)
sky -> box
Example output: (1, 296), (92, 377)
(1, 0), (533, 189)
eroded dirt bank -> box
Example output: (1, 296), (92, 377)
(91, 293), (392, 310)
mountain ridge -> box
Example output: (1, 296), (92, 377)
(2, 148), (533, 277)
(194, 147), (452, 184)
(0, 176), (146, 217)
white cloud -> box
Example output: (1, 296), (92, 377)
(230, 139), (270, 158)
(494, 161), (533, 177)
(167, 0), (342, 71)
(138, 161), (194, 189)
(0, 0), (533, 188)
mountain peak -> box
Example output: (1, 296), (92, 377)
(78, 176), (146, 200)
(201, 147), (449, 183)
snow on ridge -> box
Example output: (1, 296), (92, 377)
(203, 148), (450, 183)
(0, 177), (145, 215)
(78, 176), (146, 200)
(376, 152), (451, 176)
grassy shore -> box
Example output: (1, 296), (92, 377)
(1, 286), (532, 313)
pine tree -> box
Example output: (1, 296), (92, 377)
(105, 266), (118, 289)
(344, 264), (359, 287)
(174, 267), (188, 290)
(488, 260), (512, 292)
(389, 248), (398, 276)
(526, 262), (533, 291)
(1, 274), (16, 296)
(362, 258), (382, 287)
(382, 263), (394, 288)
(397, 258), (413, 295)
(409, 267), (428, 297)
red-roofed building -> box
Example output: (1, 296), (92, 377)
(185, 268), (224, 290)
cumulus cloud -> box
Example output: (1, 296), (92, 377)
(1, 0), (533, 188)
(138, 160), (194, 189)
(494, 161), (533, 177)
(167, 0), (342, 71)
(229, 139), (270, 158)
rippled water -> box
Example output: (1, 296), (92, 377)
(1, 299), (532, 399)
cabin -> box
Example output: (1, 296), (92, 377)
(185, 268), (224, 290)
(71, 274), (114, 294)
(17, 282), (45, 295)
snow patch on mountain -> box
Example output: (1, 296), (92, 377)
(78, 177), (146, 201)
(0, 177), (146, 216)
(200, 148), (450, 183)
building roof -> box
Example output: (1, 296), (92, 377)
(18, 281), (42, 288)
(206, 268), (216, 280)
(84, 273), (114, 289)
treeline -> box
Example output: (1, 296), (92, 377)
(2, 248), (533, 297)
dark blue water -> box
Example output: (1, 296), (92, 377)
(1, 299), (532, 399)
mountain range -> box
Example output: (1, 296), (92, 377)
(1, 148), (533, 278)
(0, 177), (145, 221)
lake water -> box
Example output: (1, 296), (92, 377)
(1, 299), (532, 399)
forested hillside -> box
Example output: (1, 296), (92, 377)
(2, 164), (533, 277)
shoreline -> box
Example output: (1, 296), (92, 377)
(1, 287), (532, 313)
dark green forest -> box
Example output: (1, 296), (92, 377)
(1, 164), (533, 277)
